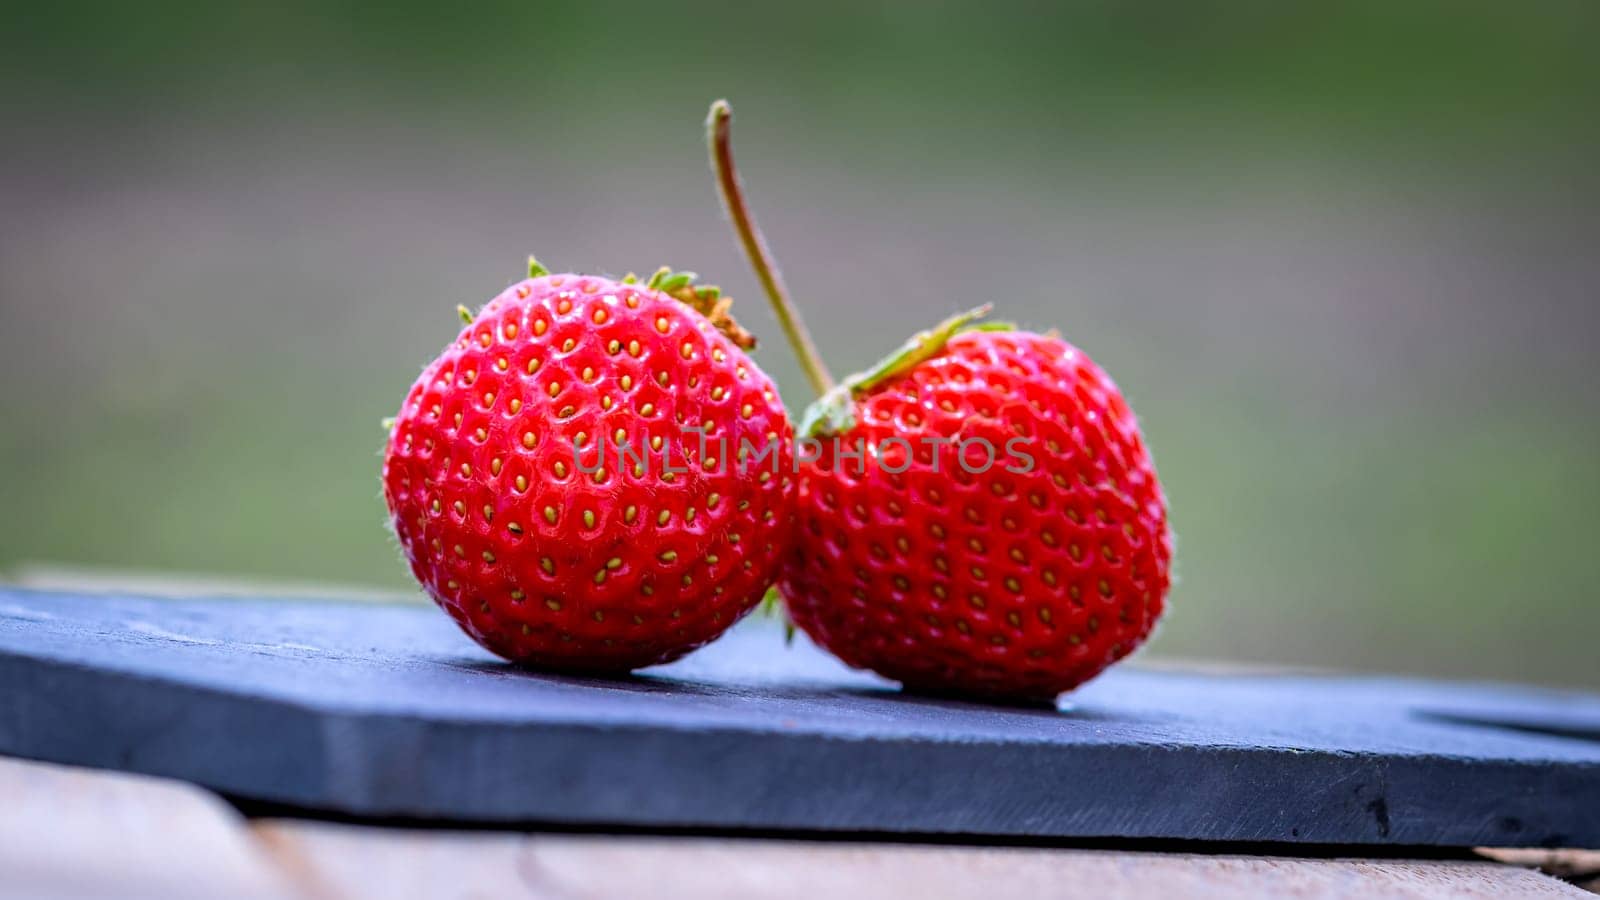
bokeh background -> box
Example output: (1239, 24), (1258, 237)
(2, 2), (1596, 687)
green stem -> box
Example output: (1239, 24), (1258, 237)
(707, 100), (835, 398)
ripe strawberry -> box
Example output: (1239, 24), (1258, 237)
(706, 100), (1171, 700)
(782, 309), (1171, 700)
(381, 260), (793, 672)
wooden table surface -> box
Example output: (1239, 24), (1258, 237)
(5, 755), (1595, 900)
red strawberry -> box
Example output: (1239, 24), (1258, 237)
(382, 260), (793, 672)
(783, 309), (1171, 700)
(706, 100), (1171, 700)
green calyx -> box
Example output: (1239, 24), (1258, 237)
(642, 266), (757, 349)
(759, 584), (797, 644)
(796, 304), (1014, 438)
(507, 255), (754, 348)
(646, 266), (699, 293)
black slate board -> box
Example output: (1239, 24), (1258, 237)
(1, 586), (1596, 847)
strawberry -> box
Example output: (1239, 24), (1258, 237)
(381, 260), (793, 672)
(707, 100), (1171, 700)
(783, 309), (1171, 700)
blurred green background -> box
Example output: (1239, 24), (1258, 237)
(2, 1), (1596, 686)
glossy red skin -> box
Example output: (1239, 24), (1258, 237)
(782, 329), (1170, 700)
(383, 274), (793, 671)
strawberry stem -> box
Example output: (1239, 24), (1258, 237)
(707, 99), (835, 398)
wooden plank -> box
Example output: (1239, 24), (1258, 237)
(0, 756), (304, 900)
(1479, 848), (1600, 893)
(0, 753), (1586, 899)
(3, 587), (1597, 846)
(255, 820), (1592, 900)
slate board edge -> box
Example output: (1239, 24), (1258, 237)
(2, 645), (1593, 848)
